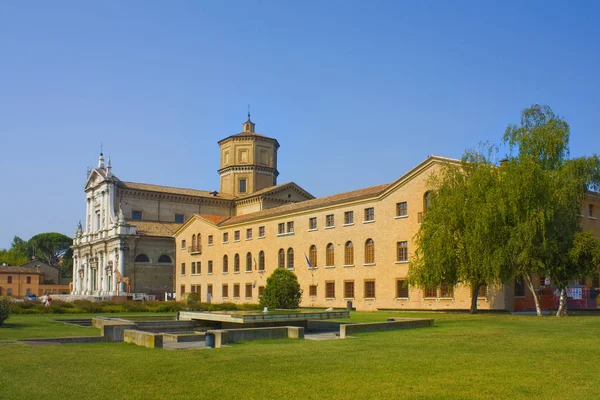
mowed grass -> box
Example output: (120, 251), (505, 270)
(1, 312), (599, 400)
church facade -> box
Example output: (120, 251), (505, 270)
(71, 115), (313, 297)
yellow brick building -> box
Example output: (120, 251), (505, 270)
(173, 118), (600, 311)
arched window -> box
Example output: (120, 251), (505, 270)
(345, 241), (354, 265)
(365, 239), (375, 264)
(191, 234), (196, 251)
(234, 253), (240, 272)
(135, 254), (150, 263)
(424, 191), (431, 211)
(246, 252), (253, 272)
(309, 245), (317, 268)
(258, 251), (265, 271)
(196, 233), (201, 251)
(326, 243), (335, 267)
(278, 249), (285, 268)
(223, 255), (228, 273)
(287, 248), (294, 269)
(157, 255), (171, 263)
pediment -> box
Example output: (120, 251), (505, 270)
(84, 168), (108, 190)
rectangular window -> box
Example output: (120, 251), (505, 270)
(234, 230), (240, 241)
(207, 284), (213, 298)
(364, 207), (375, 222)
(223, 232), (229, 243)
(287, 221), (294, 233)
(309, 217), (317, 230)
(478, 285), (488, 298)
(396, 202), (408, 217)
(239, 178), (247, 193)
(344, 281), (355, 299)
(246, 228), (252, 240)
(245, 284), (253, 298)
(344, 211), (354, 225)
(514, 279), (525, 297)
(191, 262), (196, 275)
(278, 223), (285, 235)
(233, 284), (240, 298)
(326, 214), (335, 228)
(208, 235), (213, 245)
(364, 280), (376, 298)
(258, 226), (265, 237)
(440, 283), (454, 298)
(309, 285), (317, 297)
(396, 280), (409, 298)
(180, 263), (186, 276)
(222, 284), (229, 298)
(6, 288), (12, 296)
(397, 241), (408, 262)
(7, 276), (12, 284)
(181, 240), (186, 250)
(590, 204), (595, 218)
(180, 285), (185, 296)
(258, 286), (265, 296)
(174, 214), (184, 223)
(424, 286), (437, 298)
(26, 288), (31, 296)
(208, 260), (213, 274)
(325, 282), (335, 298)
(132, 210), (143, 220)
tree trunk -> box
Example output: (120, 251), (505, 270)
(524, 274), (542, 316)
(556, 288), (568, 317)
(470, 285), (480, 314)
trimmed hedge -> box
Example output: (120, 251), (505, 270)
(9, 300), (259, 315)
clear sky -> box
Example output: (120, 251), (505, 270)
(0, 1), (599, 249)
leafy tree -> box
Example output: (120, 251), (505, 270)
(409, 146), (511, 313)
(28, 232), (72, 268)
(0, 236), (30, 266)
(259, 268), (302, 309)
(502, 105), (600, 316)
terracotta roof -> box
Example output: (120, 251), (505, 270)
(0, 266), (42, 274)
(194, 214), (231, 225)
(235, 182), (314, 200)
(127, 220), (183, 237)
(220, 182), (391, 226)
(118, 181), (236, 200)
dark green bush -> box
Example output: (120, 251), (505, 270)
(259, 268), (302, 309)
(0, 298), (11, 325)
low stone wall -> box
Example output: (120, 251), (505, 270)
(207, 326), (304, 348)
(307, 320), (343, 331)
(123, 329), (163, 348)
(339, 318), (434, 338)
(163, 332), (206, 343)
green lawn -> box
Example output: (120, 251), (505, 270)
(1, 312), (599, 399)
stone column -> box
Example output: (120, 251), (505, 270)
(118, 243), (125, 294)
(72, 256), (78, 295)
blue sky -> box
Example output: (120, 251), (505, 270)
(1, 1), (599, 248)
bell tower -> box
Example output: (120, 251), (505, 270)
(218, 114), (279, 196)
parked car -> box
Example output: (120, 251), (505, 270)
(24, 294), (38, 301)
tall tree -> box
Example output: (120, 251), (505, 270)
(408, 146), (511, 313)
(28, 232), (72, 268)
(0, 236), (30, 266)
(502, 105), (600, 316)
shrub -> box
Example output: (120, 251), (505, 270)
(182, 292), (200, 304)
(103, 305), (127, 313)
(0, 298), (11, 325)
(259, 268), (302, 309)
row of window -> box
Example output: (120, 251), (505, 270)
(180, 240), (410, 276)
(181, 201), (414, 250)
(180, 280), (487, 301)
(132, 210), (185, 223)
(3, 276), (33, 284)
(183, 282), (264, 299)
